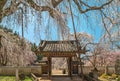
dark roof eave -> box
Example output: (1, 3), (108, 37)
(36, 50), (86, 54)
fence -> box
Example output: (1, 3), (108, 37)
(0, 66), (41, 75)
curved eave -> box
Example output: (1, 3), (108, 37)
(35, 50), (86, 57)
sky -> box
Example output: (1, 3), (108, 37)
(0, 12), (104, 45)
(0, 1), (105, 45)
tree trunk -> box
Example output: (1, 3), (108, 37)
(105, 65), (108, 75)
(92, 68), (98, 79)
(15, 68), (19, 81)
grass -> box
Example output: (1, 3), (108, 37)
(24, 76), (32, 81)
(0, 76), (32, 81)
(99, 74), (120, 81)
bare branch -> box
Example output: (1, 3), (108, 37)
(79, 0), (91, 8)
(51, 0), (63, 8)
(73, 0), (114, 13)
(26, 0), (55, 17)
(100, 10), (112, 42)
(101, 10), (114, 24)
(0, 0), (8, 21)
(0, 0), (55, 21)
(0, 0), (20, 22)
(0, 0), (7, 10)
(0, 0), (114, 22)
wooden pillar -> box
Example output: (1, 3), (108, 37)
(48, 56), (51, 78)
(68, 57), (72, 78)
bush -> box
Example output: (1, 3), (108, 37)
(14, 31), (19, 36)
(0, 26), (3, 29)
(89, 72), (94, 78)
(100, 73), (110, 79)
(37, 54), (43, 62)
(117, 76), (120, 81)
(19, 74), (25, 80)
(111, 73), (118, 79)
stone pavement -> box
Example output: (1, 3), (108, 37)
(38, 76), (83, 81)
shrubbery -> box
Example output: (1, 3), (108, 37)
(111, 73), (118, 79)
(0, 25), (19, 36)
(100, 73), (110, 79)
(100, 73), (120, 81)
(117, 76), (120, 81)
(89, 72), (94, 78)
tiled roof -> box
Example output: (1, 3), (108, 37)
(39, 40), (77, 52)
(37, 40), (86, 56)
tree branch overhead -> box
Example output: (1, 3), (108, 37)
(73, 0), (114, 13)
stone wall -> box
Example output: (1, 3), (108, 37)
(0, 66), (41, 75)
(79, 66), (115, 75)
(0, 66), (116, 76)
